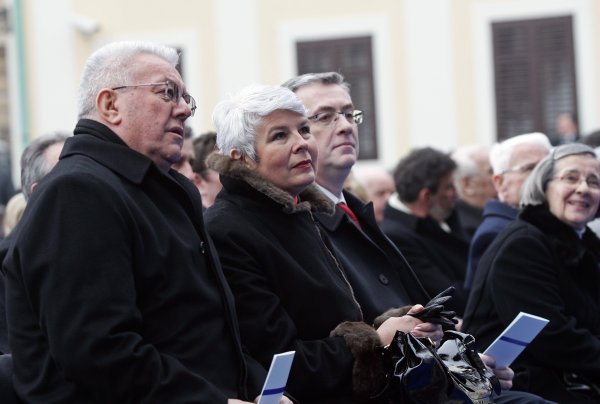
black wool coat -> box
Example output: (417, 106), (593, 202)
(380, 205), (469, 315)
(463, 204), (600, 401)
(315, 191), (430, 324)
(4, 120), (264, 403)
(205, 155), (384, 404)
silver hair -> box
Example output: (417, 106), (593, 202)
(21, 131), (71, 200)
(520, 143), (598, 208)
(451, 144), (490, 179)
(212, 84), (306, 160)
(281, 71), (350, 93)
(77, 41), (179, 119)
(490, 132), (551, 175)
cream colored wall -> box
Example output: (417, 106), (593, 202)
(13, 0), (600, 171)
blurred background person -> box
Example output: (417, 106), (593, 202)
(464, 133), (551, 291)
(381, 147), (469, 315)
(451, 144), (497, 240)
(171, 126), (195, 181)
(192, 131), (222, 209)
(553, 112), (580, 145)
(2, 132), (69, 236)
(353, 165), (395, 224)
(463, 143), (600, 403)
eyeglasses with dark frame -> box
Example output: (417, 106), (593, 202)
(112, 81), (197, 116)
(307, 109), (363, 126)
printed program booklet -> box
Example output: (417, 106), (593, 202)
(483, 312), (549, 368)
(258, 351), (295, 404)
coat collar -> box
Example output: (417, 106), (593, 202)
(64, 119), (155, 184)
(520, 204), (600, 265)
(208, 153), (334, 215)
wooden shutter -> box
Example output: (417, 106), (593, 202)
(492, 16), (577, 142)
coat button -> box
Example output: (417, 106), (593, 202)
(378, 274), (389, 285)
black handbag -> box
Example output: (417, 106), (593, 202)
(375, 330), (501, 403)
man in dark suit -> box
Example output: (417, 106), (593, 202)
(380, 147), (469, 315)
(283, 72), (430, 325)
(4, 41), (271, 404)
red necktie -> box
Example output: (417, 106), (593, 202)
(338, 202), (361, 227)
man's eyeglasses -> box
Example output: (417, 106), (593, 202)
(500, 161), (538, 175)
(112, 81), (197, 116)
(552, 171), (600, 190)
(308, 110), (363, 126)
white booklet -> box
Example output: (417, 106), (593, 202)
(257, 351), (295, 404)
(483, 312), (549, 368)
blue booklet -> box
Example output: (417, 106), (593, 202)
(258, 351), (295, 404)
(483, 312), (549, 368)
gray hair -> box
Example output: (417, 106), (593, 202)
(520, 143), (598, 207)
(21, 131), (71, 200)
(490, 132), (551, 175)
(212, 84), (306, 160)
(451, 144), (490, 179)
(77, 41), (179, 119)
(282, 71), (350, 94)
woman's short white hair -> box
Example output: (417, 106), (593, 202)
(520, 143), (598, 207)
(490, 132), (552, 175)
(212, 84), (306, 160)
(77, 41), (179, 119)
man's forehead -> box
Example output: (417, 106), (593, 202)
(296, 83), (352, 107)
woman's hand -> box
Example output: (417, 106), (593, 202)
(375, 305), (442, 345)
(479, 353), (514, 390)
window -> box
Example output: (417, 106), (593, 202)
(492, 16), (577, 142)
(296, 36), (378, 159)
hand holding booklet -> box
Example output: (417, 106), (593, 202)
(257, 351), (295, 404)
(483, 312), (549, 368)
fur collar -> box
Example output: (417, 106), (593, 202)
(520, 204), (600, 266)
(208, 153), (334, 215)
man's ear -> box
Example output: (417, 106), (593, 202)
(492, 174), (503, 192)
(96, 88), (122, 124)
(418, 187), (431, 205)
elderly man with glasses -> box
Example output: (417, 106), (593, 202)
(464, 132), (551, 291)
(3, 41), (274, 404)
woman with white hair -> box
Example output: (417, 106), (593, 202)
(204, 84), (440, 403)
(463, 143), (600, 402)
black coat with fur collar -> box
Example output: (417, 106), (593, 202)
(205, 155), (385, 403)
(463, 204), (600, 400)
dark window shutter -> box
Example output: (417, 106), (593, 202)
(492, 16), (577, 142)
(296, 36), (378, 159)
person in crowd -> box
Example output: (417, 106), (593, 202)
(380, 147), (469, 315)
(171, 125), (196, 181)
(205, 84), (442, 403)
(451, 144), (497, 240)
(553, 112), (580, 145)
(342, 169), (369, 202)
(463, 143), (600, 403)
(353, 164), (395, 224)
(0, 131), (70, 402)
(282, 72), (430, 325)
(464, 133), (551, 290)
(191, 131), (222, 208)
(2, 131), (69, 236)
(3, 41), (274, 404)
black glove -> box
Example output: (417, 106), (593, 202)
(409, 286), (458, 328)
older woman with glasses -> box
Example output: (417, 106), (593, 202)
(463, 143), (600, 402)
(204, 84), (441, 403)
